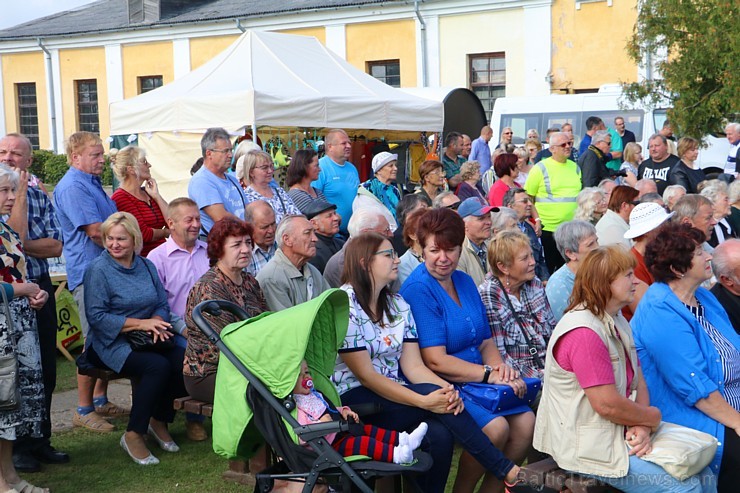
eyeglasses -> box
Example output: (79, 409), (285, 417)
(514, 198), (531, 204)
(629, 200), (641, 206)
(553, 142), (573, 148)
(254, 165), (273, 171)
(210, 148), (232, 154)
(427, 169), (444, 176)
(374, 248), (398, 260)
(504, 132), (513, 135)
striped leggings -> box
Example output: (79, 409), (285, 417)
(331, 425), (399, 462)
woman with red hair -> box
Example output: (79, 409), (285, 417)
(487, 153), (520, 207)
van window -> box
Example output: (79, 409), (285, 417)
(653, 109), (668, 138)
(588, 110), (645, 141)
(500, 114), (541, 145)
(545, 113), (580, 139)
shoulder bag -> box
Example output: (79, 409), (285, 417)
(494, 276), (545, 371)
(0, 285), (20, 411)
(125, 261), (175, 352)
(637, 421), (718, 480)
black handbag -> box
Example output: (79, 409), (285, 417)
(0, 285), (20, 411)
(125, 262), (175, 352)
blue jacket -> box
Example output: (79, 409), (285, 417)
(632, 282), (740, 473)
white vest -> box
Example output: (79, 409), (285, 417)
(533, 307), (638, 477)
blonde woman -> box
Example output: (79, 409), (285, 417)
(111, 146), (169, 256)
(619, 142), (642, 187)
(574, 187), (607, 225)
(236, 150), (300, 224)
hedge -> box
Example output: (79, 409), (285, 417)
(31, 150), (113, 186)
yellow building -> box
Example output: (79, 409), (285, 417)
(0, 0), (639, 151)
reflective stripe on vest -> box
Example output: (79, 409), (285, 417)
(535, 160), (580, 203)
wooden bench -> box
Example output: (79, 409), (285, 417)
(173, 396), (255, 486)
(518, 458), (622, 493)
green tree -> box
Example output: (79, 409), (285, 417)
(623, 0), (739, 140)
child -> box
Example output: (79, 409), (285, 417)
(292, 360), (427, 465)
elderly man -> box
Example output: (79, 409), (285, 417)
(431, 191), (461, 210)
(635, 179), (659, 199)
(503, 188), (549, 282)
(146, 197), (209, 441)
(323, 209), (393, 288)
(672, 194), (718, 253)
(663, 184), (687, 211)
(469, 126), (493, 175)
(305, 200), (344, 274)
(638, 134), (680, 195)
(711, 239), (740, 333)
(724, 122), (740, 177)
(525, 131), (582, 274)
(0, 134), (68, 471)
(244, 200), (277, 276)
(456, 197), (495, 286)
(256, 215), (330, 311)
(188, 127), (245, 235)
(545, 220), (599, 321)
(311, 129), (359, 237)
(579, 130), (614, 188)
(54, 131), (122, 433)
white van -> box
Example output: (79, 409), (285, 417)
(490, 86), (727, 171)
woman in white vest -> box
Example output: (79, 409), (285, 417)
(534, 245), (715, 492)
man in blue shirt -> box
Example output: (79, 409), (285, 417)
(1, 133), (68, 471)
(188, 127), (246, 235)
(54, 131), (123, 433)
(311, 129), (359, 237)
(469, 126), (493, 175)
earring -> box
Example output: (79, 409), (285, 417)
(505, 275), (511, 292)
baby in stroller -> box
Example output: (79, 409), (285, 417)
(293, 360), (427, 465)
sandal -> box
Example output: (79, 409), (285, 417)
(9, 480), (49, 493)
(95, 401), (130, 417)
(73, 411), (115, 432)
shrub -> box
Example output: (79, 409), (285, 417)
(36, 151), (114, 186)
(31, 149), (55, 183)
(43, 154), (70, 185)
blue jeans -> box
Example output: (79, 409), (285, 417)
(341, 383), (514, 493)
(581, 454), (717, 493)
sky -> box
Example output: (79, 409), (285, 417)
(0, 0), (97, 30)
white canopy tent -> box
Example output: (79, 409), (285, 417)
(109, 30), (443, 198)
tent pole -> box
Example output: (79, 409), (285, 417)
(251, 123), (258, 147)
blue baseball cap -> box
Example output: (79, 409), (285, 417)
(457, 197), (498, 218)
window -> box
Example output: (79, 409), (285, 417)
(367, 60), (400, 88)
(76, 80), (99, 133)
(469, 53), (506, 123)
(138, 75), (163, 94)
(16, 83), (39, 149)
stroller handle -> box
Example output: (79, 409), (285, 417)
(192, 300), (250, 344)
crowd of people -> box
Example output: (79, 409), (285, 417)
(0, 120), (738, 492)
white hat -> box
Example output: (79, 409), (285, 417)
(624, 202), (674, 239)
(372, 151), (398, 173)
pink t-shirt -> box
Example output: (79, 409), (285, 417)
(552, 327), (635, 396)
(488, 180), (510, 207)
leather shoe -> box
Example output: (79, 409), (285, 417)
(12, 451), (41, 473)
(32, 444), (70, 464)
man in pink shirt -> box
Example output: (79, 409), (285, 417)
(147, 197), (210, 441)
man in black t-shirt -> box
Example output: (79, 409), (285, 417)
(638, 134), (680, 195)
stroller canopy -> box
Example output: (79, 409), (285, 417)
(213, 288), (349, 459)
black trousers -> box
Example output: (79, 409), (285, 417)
(719, 425), (739, 493)
(15, 273), (57, 451)
(541, 230), (565, 275)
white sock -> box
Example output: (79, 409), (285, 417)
(405, 422), (428, 450)
(392, 444), (412, 464)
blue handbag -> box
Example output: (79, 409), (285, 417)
(459, 378), (541, 415)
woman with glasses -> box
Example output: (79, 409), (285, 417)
(416, 159), (446, 202)
(454, 160), (487, 202)
(496, 127), (514, 151)
(236, 150), (299, 224)
(352, 151), (402, 232)
(574, 187), (608, 225)
(334, 232), (524, 493)
(111, 146), (169, 256)
(595, 185), (639, 248)
(669, 137), (706, 194)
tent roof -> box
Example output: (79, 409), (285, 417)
(109, 30), (444, 135)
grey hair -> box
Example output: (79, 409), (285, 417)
(236, 149), (272, 185)
(276, 214), (307, 248)
(244, 200), (275, 223)
(648, 133), (667, 145)
(700, 180), (729, 204)
(554, 220), (597, 262)
(663, 184), (686, 206)
(232, 140), (261, 164)
(432, 191), (457, 209)
(672, 194), (713, 223)
(574, 187), (604, 222)
(548, 132), (567, 146)
(640, 192), (664, 204)
(502, 188), (527, 208)
(347, 208), (384, 238)
(729, 180), (740, 205)
(490, 207), (518, 232)
(591, 130), (611, 145)
(459, 160), (481, 181)
(711, 238), (740, 280)
(598, 178), (616, 191)
(725, 122), (740, 134)
(0, 164), (19, 189)
(200, 128), (231, 157)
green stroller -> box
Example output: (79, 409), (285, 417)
(192, 288), (432, 492)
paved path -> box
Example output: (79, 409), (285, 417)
(50, 381), (132, 432)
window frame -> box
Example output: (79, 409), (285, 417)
(16, 82), (40, 149)
(76, 79), (100, 134)
(367, 59), (401, 88)
(138, 75), (163, 94)
(469, 52), (506, 123)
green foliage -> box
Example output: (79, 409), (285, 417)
(29, 150), (113, 186)
(623, 0), (740, 140)
(31, 149), (55, 182)
(43, 154), (71, 185)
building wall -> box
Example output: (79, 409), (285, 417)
(346, 19), (417, 87)
(277, 26), (326, 44)
(190, 34), (239, 70)
(121, 41), (174, 98)
(551, 0), (638, 92)
(1, 52), (49, 148)
(58, 47), (108, 141)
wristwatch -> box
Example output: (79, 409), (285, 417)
(482, 364), (493, 383)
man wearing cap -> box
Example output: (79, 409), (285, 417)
(352, 151), (401, 232)
(456, 197), (495, 287)
(305, 200), (344, 274)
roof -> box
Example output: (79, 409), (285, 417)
(0, 0), (405, 40)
